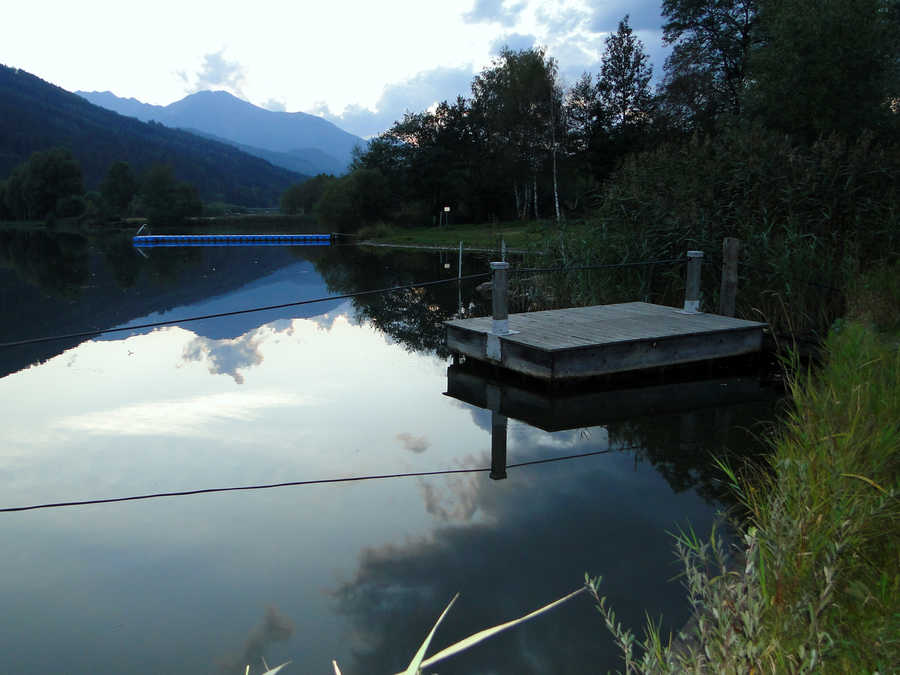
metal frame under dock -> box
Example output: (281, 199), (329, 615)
(445, 302), (767, 382)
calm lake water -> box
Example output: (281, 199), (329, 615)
(0, 231), (778, 674)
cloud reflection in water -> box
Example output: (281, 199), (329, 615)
(57, 390), (309, 438)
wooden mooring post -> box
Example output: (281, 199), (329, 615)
(719, 238), (740, 317)
(491, 261), (510, 335)
(683, 250), (704, 313)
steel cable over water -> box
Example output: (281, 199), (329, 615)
(0, 446), (637, 513)
(0, 256), (690, 350)
(0, 272), (492, 350)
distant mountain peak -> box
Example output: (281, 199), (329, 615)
(77, 89), (364, 175)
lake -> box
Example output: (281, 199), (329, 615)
(0, 231), (778, 674)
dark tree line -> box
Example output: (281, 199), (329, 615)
(285, 0), (898, 233)
(0, 149), (201, 226)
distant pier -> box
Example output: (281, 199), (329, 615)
(133, 233), (331, 247)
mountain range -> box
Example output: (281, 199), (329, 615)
(77, 89), (364, 176)
(0, 65), (303, 206)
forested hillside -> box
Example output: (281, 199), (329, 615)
(0, 65), (304, 206)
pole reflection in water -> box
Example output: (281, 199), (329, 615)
(446, 360), (780, 489)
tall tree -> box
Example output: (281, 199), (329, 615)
(137, 164), (201, 227)
(471, 47), (563, 220)
(566, 73), (602, 161)
(3, 148), (84, 220)
(101, 161), (137, 216)
(597, 16), (654, 132)
(659, 0), (758, 129)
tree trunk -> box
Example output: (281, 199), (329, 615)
(552, 146), (561, 223)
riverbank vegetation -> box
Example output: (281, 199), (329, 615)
(588, 297), (899, 672)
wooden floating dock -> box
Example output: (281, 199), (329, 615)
(445, 302), (767, 382)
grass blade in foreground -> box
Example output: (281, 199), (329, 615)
(400, 592), (459, 675)
(399, 586), (586, 673)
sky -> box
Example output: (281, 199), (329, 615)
(4, 0), (671, 138)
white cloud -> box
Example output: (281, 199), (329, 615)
(4, 0), (669, 136)
(463, 0), (528, 26)
(310, 66), (476, 138)
(183, 49), (247, 98)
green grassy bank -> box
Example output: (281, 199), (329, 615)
(355, 220), (556, 251)
(588, 287), (899, 672)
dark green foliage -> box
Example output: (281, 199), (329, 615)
(586, 16), (657, 178)
(314, 167), (389, 232)
(471, 47), (563, 220)
(0, 229), (90, 298)
(280, 173), (335, 215)
(550, 124), (899, 333)
(0, 179), (10, 220)
(0, 65), (301, 206)
(597, 16), (654, 133)
(659, 0), (758, 129)
(2, 147), (84, 220)
(101, 161), (138, 215)
(136, 164), (203, 227)
(749, 0), (900, 141)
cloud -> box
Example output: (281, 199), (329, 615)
(489, 32), (537, 54)
(182, 333), (265, 384)
(309, 65), (474, 138)
(463, 0), (527, 26)
(217, 606), (294, 673)
(589, 5), (666, 33)
(262, 98), (286, 112)
(331, 437), (720, 674)
(57, 391), (307, 438)
(184, 49), (247, 98)
(535, 3), (589, 34)
(418, 474), (482, 522)
(395, 432), (429, 454)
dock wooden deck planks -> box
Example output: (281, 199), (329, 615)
(445, 302), (767, 381)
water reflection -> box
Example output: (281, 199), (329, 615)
(0, 237), (779, 674)
(447, 362), (779, 504)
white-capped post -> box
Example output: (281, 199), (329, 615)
(683, 250), (704, 313)
(491, 261), (510, 334)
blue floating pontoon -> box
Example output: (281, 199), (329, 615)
(133, 233), (331, 248)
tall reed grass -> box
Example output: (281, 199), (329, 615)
(588, 321), (899, 672)
(532, 125), (899, 337)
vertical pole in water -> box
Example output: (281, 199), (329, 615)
(719, 238), (740, 316)
(486, 384), (507, 480)
(457, 241), (463, 314)
(683, 250), (704, 313)
(490, 411), (508, 480)
(491, 262), (510, 334)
